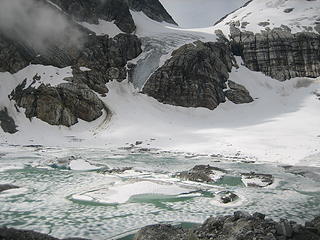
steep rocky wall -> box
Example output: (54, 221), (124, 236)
(142, 41), (252, 110)
(0, 1), (142, 129)
(49, 0), (177, 34)
(50, 0), (136, 33)
(128, 0), (177, 25)
(229, 26), (320, 81)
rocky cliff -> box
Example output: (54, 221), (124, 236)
(142, 40), (253, 110)
(50, 0), (176, 34)
(229, 25), (320, 81)
(0, 0), (142, 130)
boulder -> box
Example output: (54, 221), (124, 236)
(0, 184), (19, 193)
(225, 80), (253, 104)
(0, 107), (18, 134)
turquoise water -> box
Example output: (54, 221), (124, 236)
(0, 145), (319, 239)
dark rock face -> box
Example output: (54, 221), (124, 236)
(0, 9), (141, 127)
(0, 34), (36, 74)
(0, 107), (18, 134)
(0, 184), (19, 193)
(128, 0), (177, 25)
(0, 227), (90, 240)
(135, 212), (320, 240)
(0, 227), (59, 240)
(142, 41), (236, 110)
(225, 80), (253, 104)
(50, 0), (176, 33)
(50, 0), (135, 33)
(230, 25), (320, 81)
(71, 34), (142, 94)
(11, 82), (105, 127)
(176, 165), (226, 183)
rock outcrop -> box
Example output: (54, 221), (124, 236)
(11, 82), (105, 127)
(0, 107), (18, 134)
(176, 165), (226, 183)
(0, 2), (142, 128)
(135, 212), (320, 240)
(49, 0), (136, 33)
(128, 0), (177, 25)
(50, 0), (176, 34)
(229, 25), (320, 81)
(0, 33), (36, 74)
(142, 41), (236, 110)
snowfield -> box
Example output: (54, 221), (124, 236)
(1, 0), (320, 167)
(214, 0), (320, 36)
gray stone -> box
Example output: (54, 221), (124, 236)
(276, 220), (293, 237)
(142, 41), (235, 110)
(0, 107), (18, 134)
(225, 80), (253, 104)
(134, 224), (188, 240)
(0, 184), (19, 193)
(217, 191), (239, 204)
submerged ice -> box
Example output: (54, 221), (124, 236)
(0, 145), (319, 239)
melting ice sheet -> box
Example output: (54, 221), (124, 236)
(0, 145), (319, 240)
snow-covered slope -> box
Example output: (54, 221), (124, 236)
(214, 0), (320, 35)
(1, 0), (320, 167)
(2, 58), (320, 166)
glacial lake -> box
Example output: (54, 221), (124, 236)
(0, 144), (319, 239)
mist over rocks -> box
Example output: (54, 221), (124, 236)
(0, 0), (84, 52)
(49, 0), (177, 33)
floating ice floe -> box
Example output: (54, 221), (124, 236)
(46, 156), (101, 171)
(241, 172), (274, 188)
(0, 187), (29, 197)
(71, 180), (196, 204)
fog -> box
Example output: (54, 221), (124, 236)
(0, 0), (83, 51)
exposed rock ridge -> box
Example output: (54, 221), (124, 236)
(229, 25), (320, 81)
(128, 0), (177, 25)
(0, 0), (142, 128)
(142, 40), (252, 110)
(49, 0), (177, 33)
(135, 212), (320, 240)
(49, 0), (136, 33)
